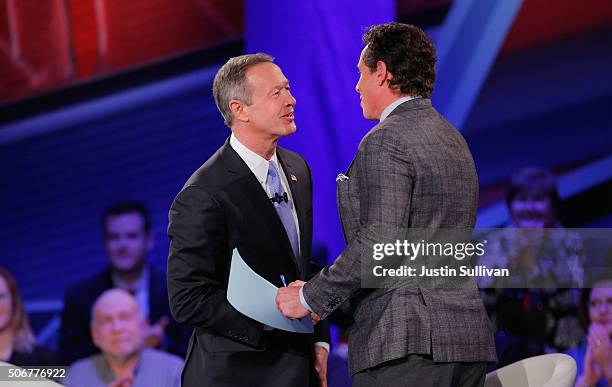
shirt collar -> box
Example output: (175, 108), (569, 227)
(230, 133), (279, 186)
(112, 266), (149, 293)
(96, 350), (144, 382)
(379, 95), (421, 123)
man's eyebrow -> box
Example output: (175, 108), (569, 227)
(269, 81), (289, 92)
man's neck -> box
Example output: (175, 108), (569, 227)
(232, 130), (277, 161)
(106, 351), (140, 379)
(0, 327), (13, 361)
(379, 94), (416, 122)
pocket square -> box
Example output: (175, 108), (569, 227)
(290, 174), (298, 182)
(336, 173), (349, 182)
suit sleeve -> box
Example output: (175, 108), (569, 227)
(59, 289), (98, 365)
(167, 184), (262, 346)
(302, 130), (414, 319)
(300, 155), (331, 346)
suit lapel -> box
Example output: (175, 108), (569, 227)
(337, 146), (361, 244)
(148, 268), (165, 321)
(220, 140), (300, 276)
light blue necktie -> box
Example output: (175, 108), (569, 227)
(267, 161), (300, 263)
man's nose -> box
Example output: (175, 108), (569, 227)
(286, 91), (296, 106)
(110, 319), (122, 331)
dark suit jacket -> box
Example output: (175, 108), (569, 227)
(167, 138), (329, 386)
(303, 98), (497, 375)
(59, 266), (189, 365)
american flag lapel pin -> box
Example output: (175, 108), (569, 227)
(291, 174), (298, 182)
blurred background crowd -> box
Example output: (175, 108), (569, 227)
(0, 0), (610, 386)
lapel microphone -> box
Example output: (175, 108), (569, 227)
(270, 192), (289, 204)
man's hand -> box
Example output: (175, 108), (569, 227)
(287, 281), (321, 325)
(311, 312), (321, 326)
(143, 316), (169, 348)
(276, 285), (310, 319)
(314, 346), (329, 387)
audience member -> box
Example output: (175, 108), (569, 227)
(478, 167), (585, 367)
(566, 273), (612, 387)
(59, 201), (188, 364)
(0, 268), (55, 366)
(65, 289), (182, 387)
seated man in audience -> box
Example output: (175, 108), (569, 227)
(65, 289), (182, 387)
(60, 201), (188, 365)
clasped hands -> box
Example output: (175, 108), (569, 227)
(275, 280), (321, 325)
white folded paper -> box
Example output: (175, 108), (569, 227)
(227, 249), (313, 333)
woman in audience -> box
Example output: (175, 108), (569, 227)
(567, 274), (612, 387)
(0, 267), (55, 366)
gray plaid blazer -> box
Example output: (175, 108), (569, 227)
(303, 98), (496, 375)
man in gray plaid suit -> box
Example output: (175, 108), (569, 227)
(277, 23), (496, 386)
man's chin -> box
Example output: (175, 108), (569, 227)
(281, 124), (297, 136)
(113, 264), (139, 273)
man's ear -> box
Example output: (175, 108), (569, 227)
(376, 60), (391, 87)
(91, 325), (100, 348)
(229, 100), (249, 123)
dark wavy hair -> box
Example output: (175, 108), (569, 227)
(362, 22), (436, 98)
(101, 201), (152, 235)
(505, 167), (561, 215)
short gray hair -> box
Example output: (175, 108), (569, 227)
(213, 53), (275, 127)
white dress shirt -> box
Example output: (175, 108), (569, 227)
(112, 266), (150, 319)
(379, 95), (421, 123)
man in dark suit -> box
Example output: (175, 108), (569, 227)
(59, 202), (188, 365)
(277, 23), (496, 386)
(167, 53), (330, 387)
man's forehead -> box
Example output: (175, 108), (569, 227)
(94, 303), (136, 319)
(106, 212), (144, 226)
(93, 290), (138, 317)
(247, 62), (287, 84)
(357, 46), (367, 67)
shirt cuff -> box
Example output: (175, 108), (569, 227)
(314, 341), (330, 352)
(299, 287), (313, 312)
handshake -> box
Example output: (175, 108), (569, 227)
(275, 280), (321, 325)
